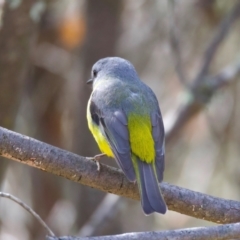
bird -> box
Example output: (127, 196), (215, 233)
(86, 57), (167, 215)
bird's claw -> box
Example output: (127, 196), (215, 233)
(86, 153), (106, 171)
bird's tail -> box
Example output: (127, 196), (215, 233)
(132, 155), (167, 215)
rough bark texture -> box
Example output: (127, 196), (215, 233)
(1, 126), (240, 224)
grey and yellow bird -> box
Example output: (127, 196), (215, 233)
(87, 57), (167, 214)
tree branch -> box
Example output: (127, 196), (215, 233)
(47, 222), (240, 240)
(1, 127), (240, 224)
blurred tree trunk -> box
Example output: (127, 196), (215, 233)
(24, 4), (66, 239)
(0, 1), (37, 182)
(72, 0), (123, 235)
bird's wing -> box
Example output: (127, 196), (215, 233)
(89, 100), (136, 182)
(151, 110), (165, 182)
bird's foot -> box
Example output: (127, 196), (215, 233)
(87, 153), (106, 171)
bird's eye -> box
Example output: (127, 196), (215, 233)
(93, 70), (98, 78)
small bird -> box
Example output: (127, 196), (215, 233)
(87, 57), (167, 215)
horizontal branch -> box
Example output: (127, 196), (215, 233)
(47, 222), (240, 240)
(0, 127), (240, 224)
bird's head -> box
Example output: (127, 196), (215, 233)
(87, 57), (139, 86)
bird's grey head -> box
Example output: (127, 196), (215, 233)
(87, 57), (139, 86)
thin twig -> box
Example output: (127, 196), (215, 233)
(194, 1), (240, 85)
(168, 0), (189, 87)
(1, 127), (240, 224)
(0, 192), (55, 237)
(47, 222), (240, 240)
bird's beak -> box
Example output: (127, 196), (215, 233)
(87, 78), (93, 84)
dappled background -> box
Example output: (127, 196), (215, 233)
(0, 0), (240, 239)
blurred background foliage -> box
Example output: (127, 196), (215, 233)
(0, 0), (240, 239)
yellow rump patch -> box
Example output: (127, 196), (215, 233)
(128, 114), (155, 163)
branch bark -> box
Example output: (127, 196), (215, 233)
(1, 126), (240, 224)
(47, 222), (240, 240)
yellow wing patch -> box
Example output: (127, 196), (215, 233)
(128, 114), (155, 163)
(87, 99), (114, 157)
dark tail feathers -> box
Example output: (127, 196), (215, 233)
(138, 160), (167, 215)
